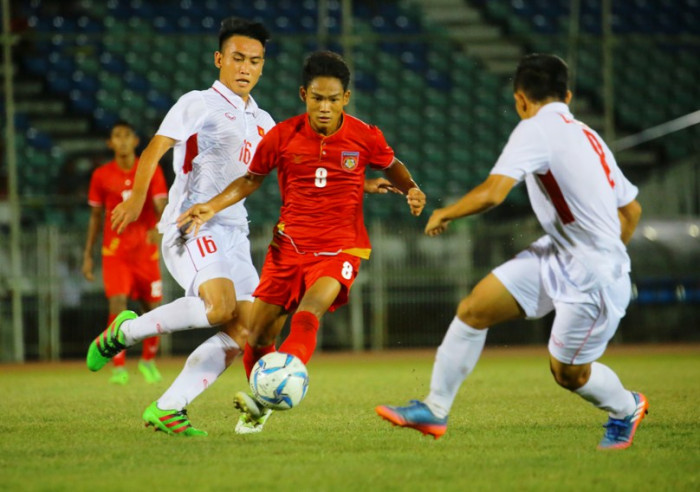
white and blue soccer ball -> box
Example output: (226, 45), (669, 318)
(250, 352), (309, 410)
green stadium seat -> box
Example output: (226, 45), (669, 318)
(74, 54), (100, 74)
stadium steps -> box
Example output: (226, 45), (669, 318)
(413, 0), (523, 75)
(14, 98), (66, 116)
(32, 117), (92, 136)
(7, 67), (105, 155)
(51, 136), (108, 155)
(0, 77), (44, 98)
(412, 0), (657, 168)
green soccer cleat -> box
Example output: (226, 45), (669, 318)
(87, 310), (137, 372)
(109, 367), (129, 385)
(142, 401), (208, 437)
(138, 360), (162, 384)
(234, 392), (273, 434)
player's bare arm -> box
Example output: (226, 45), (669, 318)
(177, 171), (265, 235)
(382, 158), (426, 216)
(618, 199), (642, 244)
(111, 135), (175, 234)
(147, 196), (168, 245)
(82, 206), (104, 281)
(364, 177), (401, 194)
(425, 174), (517, 236)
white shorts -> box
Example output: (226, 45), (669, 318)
(492, 239), (631, 365)
(161, 222), (259, 301)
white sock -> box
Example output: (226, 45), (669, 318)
(157, 332), (240, 411)
(121, 297), (212, 345)
(574, 362), (636, 418)
(424, 316), (488, 419)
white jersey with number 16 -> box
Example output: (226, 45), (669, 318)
(157, 79), (275, 232)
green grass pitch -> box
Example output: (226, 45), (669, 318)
(1, 345), (698, 491)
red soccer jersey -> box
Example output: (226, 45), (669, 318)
(249, 113), (395, 258)
(88, 159), (168, 256)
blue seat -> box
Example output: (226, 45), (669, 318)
(93, 108), (119, 131)
(70, 90), (97, 114)
(25, 128), (53, 151)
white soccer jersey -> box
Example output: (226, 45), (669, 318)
(157, 80), (275, 232)
(491, 102), (638, 293)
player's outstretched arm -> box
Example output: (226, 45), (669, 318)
(425, 174), (516, 236)
(82, 206), (104, 281)
(177, 172), (265, 235)
(364, 177), (401, 194)
(618, 199), (642, 244)
(381, 158), (426, 216)
(111, 135), (175, 234)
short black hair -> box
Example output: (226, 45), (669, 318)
(513, 54), (569, 102)
(218, 17), (270, 51)
(111, 120), (135, 133)
(302, 51), (351, 91)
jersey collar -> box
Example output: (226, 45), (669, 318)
(303, 112), (347, 141)
(537, 101), (571, 117)
(212, 80), (259, 115)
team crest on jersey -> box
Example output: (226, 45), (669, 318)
(341, 151), (360, 172)
(257, 126), (265, 137)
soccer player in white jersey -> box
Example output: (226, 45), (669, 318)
(86, 17), (275, 436)
(376, 54), (648, 450)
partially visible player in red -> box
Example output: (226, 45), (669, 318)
(178, 50), (426, 432)
(82, 120), (168, 385)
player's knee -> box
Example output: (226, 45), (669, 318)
(456, 297), (490, 329)
(204, 298), (237, 325)
(550, 364), (589, 391)
(223, 320), (249, 349)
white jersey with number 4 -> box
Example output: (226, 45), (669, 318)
(490, 102), (638, 295)
(157, 80), (275, 232)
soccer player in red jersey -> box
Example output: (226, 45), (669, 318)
(82, 121), (168, 385)
(178, 51), (426, 432)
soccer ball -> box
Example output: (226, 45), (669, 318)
(249, 352), (309, 410)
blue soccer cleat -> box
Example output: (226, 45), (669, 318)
(597, 392), (649, 450)
(375, 400), (448, 439)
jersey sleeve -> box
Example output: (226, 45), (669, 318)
(156, 91), (207, 142)
(148, 164), (169, 200)
(490, 119), (550, 181)
(248, 126), (280, 175)
(610, 158), (639, 207)
(367, 125), (395, 170)
(87, 168), (104, 208)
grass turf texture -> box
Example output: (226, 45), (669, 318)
(1, 346), (698, 491)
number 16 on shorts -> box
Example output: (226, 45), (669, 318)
(186, 235), (222, 270)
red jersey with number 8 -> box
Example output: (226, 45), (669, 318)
(248, 113), (394, 258)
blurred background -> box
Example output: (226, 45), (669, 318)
(1, 0), (698, 361)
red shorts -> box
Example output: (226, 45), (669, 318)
(254, 245), (362, 313)
(102, 247), (162, 302)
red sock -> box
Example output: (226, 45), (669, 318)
(113, 350), (126, 367)
(141, 336), (159, 361)
(243, 342), (276, 380)
(278, 311), (319, 364)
